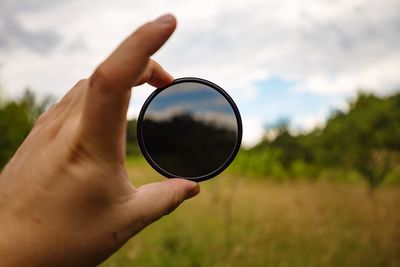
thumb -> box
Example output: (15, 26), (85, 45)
(130, 179), (200, 226)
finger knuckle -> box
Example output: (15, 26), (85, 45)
(89, 64), (113, 91)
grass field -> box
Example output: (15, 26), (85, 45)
(100, 158), (400, 267)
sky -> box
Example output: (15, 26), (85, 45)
(0, 0), (399, 146)
(144, 82), (238, 131)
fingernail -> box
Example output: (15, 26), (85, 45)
(186, 183), (200, 199)
(155, 14), (175, 25)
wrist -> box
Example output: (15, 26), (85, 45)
(0, 215), (23, 267)
(0, 197), (46, 267)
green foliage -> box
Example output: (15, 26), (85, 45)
(126, 119), (140, 156)
(0, 89), (51, 169)
(0, 101), (32, 167)
(230, 148), (286, 180)
(232, 92), (400, 187)
(1, 84), (399, 188)
(316, 94), (400, 186)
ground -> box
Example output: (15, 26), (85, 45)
(100, 158), (400, 267)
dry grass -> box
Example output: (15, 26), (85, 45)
(100, 159), (400, 267)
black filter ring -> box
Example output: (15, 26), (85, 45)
(137, 77), (243, 182)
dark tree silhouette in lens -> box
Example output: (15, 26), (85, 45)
(143, 113), (237, 178)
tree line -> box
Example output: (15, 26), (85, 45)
(1, 88), (399, 187)
(0, 90), (51, 167)
(232, 93), (400, 187)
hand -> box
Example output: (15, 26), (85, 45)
(0, 14), (200, 267)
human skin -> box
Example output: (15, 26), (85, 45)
(0, 14), (200, 267)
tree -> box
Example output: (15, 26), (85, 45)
(245, 92), (400, 187)
(318, 93), (400, 187)
(0, 88), (52, 169)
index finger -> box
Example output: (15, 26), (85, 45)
(91, 14), (177, 92)
(81, 14), (177, 160)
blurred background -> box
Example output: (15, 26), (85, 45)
(0, 0), (399, 266)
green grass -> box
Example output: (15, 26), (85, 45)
(99, 159), (400, 267)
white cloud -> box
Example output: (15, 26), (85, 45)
(241, 116), (265, 147)
(291, 111), (328, 133)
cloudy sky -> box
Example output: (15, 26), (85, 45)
(0, 0), (399, 146)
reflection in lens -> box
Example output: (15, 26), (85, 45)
(142, 82), (238, 178)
